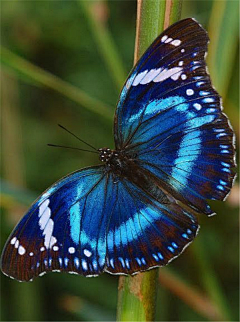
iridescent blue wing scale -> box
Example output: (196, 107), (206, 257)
(1, 166), (198, 281)
(114, 18), (236, 216)
(105, 177), (198, 274)
(1, 166), (110, 281)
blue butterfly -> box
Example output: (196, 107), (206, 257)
(1, 18), (236, 281)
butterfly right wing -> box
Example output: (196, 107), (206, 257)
(114, 18), (236, 216)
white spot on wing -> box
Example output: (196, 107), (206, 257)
(203, 97), (214, 103)
(39, 199), (50, 215)
(39, 207), (51, 230)
(154, 67), (183, 82)
(186, 89), (194, 96)
(171, 70), (182, 80)
(132, 70), (148, 86)
(10, 237), (17, 245)
(133, 67), (183, 86)
(49, 236), (57, 248)
(38, 199), (57, 249)
(68, 247), (75, 254)
(171, 39), (181, 46)
(14, 240), (19, 249)
(82, 259), (88, 271)
(165, 37), (173, 43)
(140, 68), (161, 85)
(18, 246), (26, 255)
(84, 249), (92, 257)
(193, 103), (202, 110)
(161, 35), (168, 42)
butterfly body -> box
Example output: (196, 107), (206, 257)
(1, 18), (236, 281)
(98, 147), (169, 205)
(98, 147), (135, 171)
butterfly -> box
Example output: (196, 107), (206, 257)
(1, 18), (236, 282)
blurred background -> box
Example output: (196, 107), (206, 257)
(0, 0), (239, 321)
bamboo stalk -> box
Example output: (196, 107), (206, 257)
(116, 1), (182, 320)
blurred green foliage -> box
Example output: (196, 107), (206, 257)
(0, 1), (239, 321)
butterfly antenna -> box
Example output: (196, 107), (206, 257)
(47, 144), (98, 154)
(58, 124), (97, 151)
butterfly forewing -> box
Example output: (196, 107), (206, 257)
(114, 18), (236, 216)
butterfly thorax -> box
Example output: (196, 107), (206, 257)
(99, 146), (127, 164)
(98, 147), (169, 204)
(98, 147), (119, 163)
(98, 147), (134, 172)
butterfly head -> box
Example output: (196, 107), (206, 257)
(98, 147), (127, 172)
(98, 147), (118, 163)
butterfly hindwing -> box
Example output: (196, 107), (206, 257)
(114, 18), (236, 216)
(1, 165), (198, 281)
(105, 176), (198, 274)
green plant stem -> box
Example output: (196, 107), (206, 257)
(163, 0), (183, 29)
(134, 0), (166, 62)
(117, 271), (158, 321)
(116, 1), (182, 321)
(207, 0), (239, 101)
(78, 0), (126, 91)
(1, 47), (112, 120)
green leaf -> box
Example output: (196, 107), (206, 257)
(1, 47), (113, 120)
(78, 1), (127, 91)
(207, 0), (239, 101)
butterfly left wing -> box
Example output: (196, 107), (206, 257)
(114, 18), (236, 216)
(1, 166), (111, 281)
(1, 164), (198, 281)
